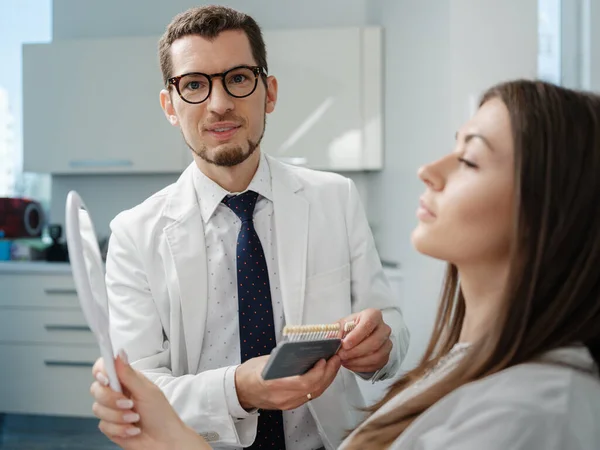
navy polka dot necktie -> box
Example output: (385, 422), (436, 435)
(222, 191), (286, 450)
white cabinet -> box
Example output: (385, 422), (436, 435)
(22, 27), (383, 174)
(0, 344), (100, 417)
(23, 36), (189, 174)
(261, 27), (383, 171)
(0, 266), (99, 417)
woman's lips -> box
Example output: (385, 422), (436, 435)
(417, 199), (436, 220)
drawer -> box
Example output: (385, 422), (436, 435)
(0, 309), (96, 345)
(0, 272), (80, 308)
(0, 343), (100, 417)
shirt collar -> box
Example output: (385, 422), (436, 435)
(193, 152), (273, 224)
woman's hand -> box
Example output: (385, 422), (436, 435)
(90, 350), (210, 450)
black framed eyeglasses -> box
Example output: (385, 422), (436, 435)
(167, 65), (267, 104)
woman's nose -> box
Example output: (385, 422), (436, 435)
(418, 161), (444, 190)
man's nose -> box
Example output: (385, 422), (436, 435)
(206, 79), (235, 115)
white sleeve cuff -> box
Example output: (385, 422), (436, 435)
(224, 365), (258, 420)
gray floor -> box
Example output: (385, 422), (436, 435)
(0, 414), (118, 450)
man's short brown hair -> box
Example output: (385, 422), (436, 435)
(158, 5), (268, 85)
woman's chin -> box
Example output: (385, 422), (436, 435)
(411, 224), (427, 249)
(411, 227), (445, 260)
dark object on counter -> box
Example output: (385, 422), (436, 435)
(98, 236), (109, 262)
(46, 224), (69, 262)
(380, 259), (400, 268)
(0, 197), (44, 238)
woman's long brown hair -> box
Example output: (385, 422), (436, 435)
(346, 80), (600, 449)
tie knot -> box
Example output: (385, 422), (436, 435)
(222, 190), (259, 223)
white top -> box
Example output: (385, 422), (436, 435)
(191, 153), (322, 450)
(340, 345), (600, 450)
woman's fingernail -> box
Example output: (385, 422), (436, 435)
(116, 399), (134, 409)
(123, 413), (140, 423)
(95, 372), (109, 386)
(118, 349), (129, 365)
(125, 427), (141, 436)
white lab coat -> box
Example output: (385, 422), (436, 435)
(340, 346), (600, 450)
(105, 154), (410, 449)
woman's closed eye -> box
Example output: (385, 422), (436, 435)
(458, 157), (478, 169)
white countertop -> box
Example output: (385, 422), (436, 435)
(0, 261), (72, 275)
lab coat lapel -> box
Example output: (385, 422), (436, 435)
(164, 164), (208, 373)
(268, 156), (309, 326)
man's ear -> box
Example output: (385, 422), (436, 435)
(265, 76), (278, 114)
(160, 89), (179, 126)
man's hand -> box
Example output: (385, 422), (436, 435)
(337, 308), (393, 373)
(235, 354), (342, 411)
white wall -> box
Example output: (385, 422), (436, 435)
(449, 0), (538, 130)
(590, 0), (600, 91)
(560, 0), (583, 88)
(582, 0), (600, 91)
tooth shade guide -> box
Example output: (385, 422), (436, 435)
(282, 321), (356, 341)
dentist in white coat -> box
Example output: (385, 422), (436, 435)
(103, 6), (409, 450)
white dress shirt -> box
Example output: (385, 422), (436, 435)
(340, 345), (600, 450)
(192, 153), (323, 450)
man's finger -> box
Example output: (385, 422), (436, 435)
(311, 357), (341, 399)
(336, 316), (355, 339)
(341, 340), (392, 372)
(294, 358), (328, 393)
(339, 324), (390, 360)
(270, 359), (329, 410)
(323, 354), (342, 383)
(311, 355), (342, 399)
(342, 310), (382, 350)
(275, 356), (339, 408)
(265, 358), (327, 393)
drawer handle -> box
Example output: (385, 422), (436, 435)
(44, 360), (95, 368)
(45, 325), (91, 332)
(44, 288), (77, 295)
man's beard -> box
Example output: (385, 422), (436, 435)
(185, 114), (266, 167)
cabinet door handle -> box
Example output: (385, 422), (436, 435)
(44, 360), (95, 368)
(44, 288), (77, 295)
(44, 325), (91, 332)
(69, 159), (133, 168)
